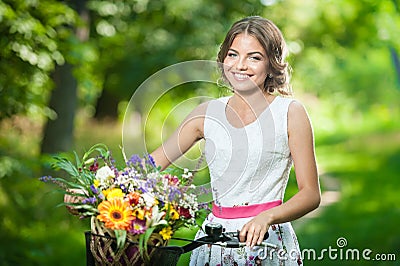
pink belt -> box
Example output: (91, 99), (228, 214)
(212, 200), (282, 219)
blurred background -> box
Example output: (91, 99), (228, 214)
(0, 0), (399, 265)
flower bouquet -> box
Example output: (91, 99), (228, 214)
(40, 144), (206, 265)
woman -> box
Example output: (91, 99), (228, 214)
(152, 16), (321, 265)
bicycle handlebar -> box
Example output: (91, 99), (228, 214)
(165, 222), (271, 254)
(131, 222), (273, 266)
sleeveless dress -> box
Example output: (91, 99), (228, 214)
(190, 96), (303, 266)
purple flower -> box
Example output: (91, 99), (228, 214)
(39, 176), (52, 182)
(129, 219), (147, 235)
(127, 154), (143, 168)
(82, 197), (97, 204)
(39, 176), (68, 190)
(90, 184), (99, 194)
(145, 178), (157, 191)
(168, 187), (182, 202)
(145, 154), (156, 168)
(128, 154), (142, 165)
(119, 184), (128, 193)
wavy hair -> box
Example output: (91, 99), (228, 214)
(217, 16), (292, 96)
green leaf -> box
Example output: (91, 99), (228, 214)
(139, 233), (145, 258)
(73, 151), (81, 167)
(114, 229), (127, 250)
(142, 227), (155, 259)
(52, 157), (79, 177)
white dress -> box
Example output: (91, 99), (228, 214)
(190, 96), (303, 266)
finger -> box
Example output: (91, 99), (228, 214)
(246, 228), (256, 247)
(256, 229), (267, 245)
(64, 194), (71, 203)
(239, 225), (249, 242)
(250, 230), (260, 247)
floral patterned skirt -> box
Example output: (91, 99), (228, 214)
(190, 213), (302, 266)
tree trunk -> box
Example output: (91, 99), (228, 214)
(94, 88), (120, 120)
(40, 0), (89, 154)
(41, 63), (77, 154)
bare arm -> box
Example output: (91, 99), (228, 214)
(151, 102), (208, 170)
(240, 100), (321, 246)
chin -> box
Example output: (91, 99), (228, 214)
(231, 81), (261, 94)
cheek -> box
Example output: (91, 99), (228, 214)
(222, 57), (234, 68)
(253, 64), (269, 76)
(222, 58), (233, 74)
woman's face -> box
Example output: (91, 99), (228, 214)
(223, 33), (269, 93)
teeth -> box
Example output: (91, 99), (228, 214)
(234, 73), (250, 80)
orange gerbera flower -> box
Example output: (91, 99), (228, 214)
(97, 198), (134, 230)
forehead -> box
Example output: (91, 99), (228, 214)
(230, 33), (265, 53)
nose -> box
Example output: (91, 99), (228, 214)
(235, 57), (247, 71)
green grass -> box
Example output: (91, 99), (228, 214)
(297, 131), (400, 265)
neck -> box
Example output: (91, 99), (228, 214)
(230, 89), (273, 113)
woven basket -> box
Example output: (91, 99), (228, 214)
(86, 217), (168, 265)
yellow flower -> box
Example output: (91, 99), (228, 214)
(132, 208), (145, 220)
(97, 197), (133, 230)
(103, 188), (124, 200)
(93, 179), (100, 188)
(159, 226), (173, 240)
(169, 208), (179, 220)
(165, 203), (179, 220)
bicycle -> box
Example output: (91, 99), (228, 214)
(85, 222), (275, 266)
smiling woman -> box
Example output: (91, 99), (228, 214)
(150, 16), (320, 266)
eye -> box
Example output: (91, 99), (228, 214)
(227, 52), (237, 58)
(249, 56), (262, 61)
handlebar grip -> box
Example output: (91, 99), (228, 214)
(204, 223), (269, 242)
(224, 230), (269, 241)
(237, 230), (269, 241)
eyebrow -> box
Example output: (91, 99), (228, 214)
(228, 48), (265, 57)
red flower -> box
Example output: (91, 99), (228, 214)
(164, 174), (179, 186)
(89, 162), (99, 172)
(127, 192), (141, 205)
(178, 207), (191, 219)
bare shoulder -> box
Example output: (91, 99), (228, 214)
(189, 101), (209, 116)
(287, 99), (313, 135)
(182, 100), (211, 138)
(184, 101), (210, 123)
(288, 99), (310, 119)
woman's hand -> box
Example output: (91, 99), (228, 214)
(239, 211), (272, 248)
(64, 189), (86, 215)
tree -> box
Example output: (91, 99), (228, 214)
(41, 0), (89, 154)
(0, 0), (76, 120)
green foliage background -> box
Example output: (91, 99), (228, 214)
(0, 0), (399, 265)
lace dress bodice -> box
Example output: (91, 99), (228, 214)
(204, 96), (294, 206)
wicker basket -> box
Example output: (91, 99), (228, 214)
(85, 217), (169, 266)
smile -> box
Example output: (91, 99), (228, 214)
(232, 73), (252, 80)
